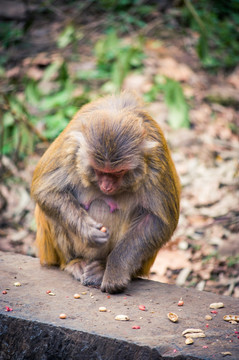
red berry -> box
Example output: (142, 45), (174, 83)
(139, 305), (146, 311)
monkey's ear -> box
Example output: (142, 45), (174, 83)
(141, 139), (158, 155)
(69, 131), (87, 147)
(69, 131), (92, 171)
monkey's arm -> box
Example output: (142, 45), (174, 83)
(101, 166), (180, 294)
(101, 209), (172, 293)
(31, 166), (109, 247)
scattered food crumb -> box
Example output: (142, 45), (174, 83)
(59, 313), (67, 319)
(115, 315), (130, 321)
(223, 315), (239, 323)
(74, 293), (81, 299)
(99, 307), (107, 312)
(221, 352), (232, 357)
(209, 302), (224, 309)
(182, 328), (205, 338)
(178, 298), (184, 306)
(167, 312), (178, 323)
(185, 337), (194, 345)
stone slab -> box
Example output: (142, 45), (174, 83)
(0, 251), (239, 359)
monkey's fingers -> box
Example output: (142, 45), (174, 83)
(88, 226), (109, 247)
(93, 232), (109, 244)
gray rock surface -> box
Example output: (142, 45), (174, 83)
(0, 251), (239, 359)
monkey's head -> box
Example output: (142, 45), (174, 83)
(74, 107), (155, 195)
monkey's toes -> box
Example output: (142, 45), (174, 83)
(81, 261), (104, 287)
(64, 260), (86, 281)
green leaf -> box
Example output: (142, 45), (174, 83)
(3, 112), (14, 126)
(163, 78), (190, 129)
(43, 61), (62, 81)
(43, 111), (69, 139)
(197, 33), (209, 61)
(25, 80), (41, 105)
(57, 24), (75, 49)
(40, 83), (74, 110)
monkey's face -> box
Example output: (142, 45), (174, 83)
(94, 167), (127, 195)
(75, 109), (151, 194)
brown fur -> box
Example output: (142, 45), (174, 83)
(31, 92), (180, 293)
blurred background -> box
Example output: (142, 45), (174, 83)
(0, 0), (238, 297)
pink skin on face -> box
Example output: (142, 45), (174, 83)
(93, 164), (127, 195)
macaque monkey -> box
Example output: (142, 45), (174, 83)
(31, 92), (180, 293)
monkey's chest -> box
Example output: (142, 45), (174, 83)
(87, 198), (122, 228)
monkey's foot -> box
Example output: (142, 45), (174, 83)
(64, 259), (86, 281)
(81, 261), (105, 287)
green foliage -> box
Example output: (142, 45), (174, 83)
(92, 0), (154, 32)
(77, 31), (145, 92)
(95, 31), (145, 92)
(144, 76), (190, 129)
(0, 21), (24, 48)
(1, 96), (35, 157)
(97, 0), (144, 10)
(1, 61), (89, 158)
(182, 0), (239, 69)
(1, 29), (145, 158)
(57, 24), (83, 49)
(226, 255), (239, 267)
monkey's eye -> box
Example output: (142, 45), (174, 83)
(113, 170), (126, 177)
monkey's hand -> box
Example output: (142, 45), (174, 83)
(101, 260), (130, 294)
(81, 216), (109, 247)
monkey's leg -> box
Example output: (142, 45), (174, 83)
(101, 213), (170, 293)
